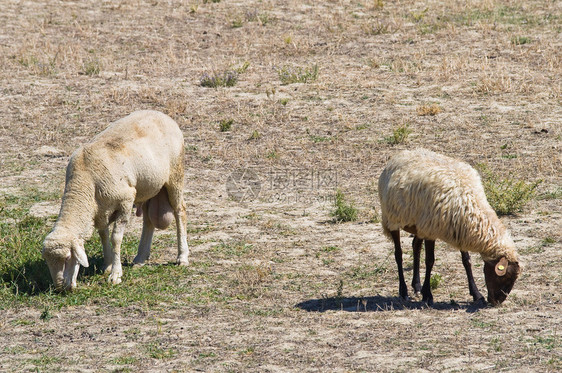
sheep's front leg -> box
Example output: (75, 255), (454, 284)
(391, 230), (409, 301)
(99, 228), (113, 273)
(133, 202), (154, 266)
(411, 236), (423, 296)
(108, 211), (130, 285)
(461, 251), (485, 303)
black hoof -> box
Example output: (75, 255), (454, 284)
(473, 297), (487, 307)
(422, 297), (434, 307)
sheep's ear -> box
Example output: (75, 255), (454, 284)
(495, 257), (508, 276)
(72, 239), (89, 268)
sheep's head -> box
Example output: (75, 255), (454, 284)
(483, 257), (520, 306)
(42, 233), (89, 291)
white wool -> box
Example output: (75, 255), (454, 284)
(378, 148), (517, 262)
(43, 110), (189, 290)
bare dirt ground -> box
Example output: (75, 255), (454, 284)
(0, 0), (561, 372)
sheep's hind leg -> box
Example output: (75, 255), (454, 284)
(133, 202), (154, 266)
(391, 230), (409, 301)
(421, 239), (435, 306)
(99, 227), (113, 273)
(411, 236), (423, 296)
(461, 251), (485, 304)
(165, 184), (189, 266)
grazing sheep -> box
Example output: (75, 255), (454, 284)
(378, 148), (520, 306)
(42, 110), (189, 291)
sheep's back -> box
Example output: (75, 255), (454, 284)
(71, 111), (184, 202)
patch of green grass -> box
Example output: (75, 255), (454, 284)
(112, 355), (138, 365)
(541, 237), (557, 247)
(219, 119), (233, 132)
(385, 123), (411, 145)
(266, 150), (279, 159)
(430, 273), (442, 291)
(477, 164), (541, 215)
(345, 263), (387, 280)
(511, 36), (531, 45)
(331, 189), (358, 222)
(248, 130), (261, 140)
(490, 336), (502, 352)
(146, 342), (177, 359)
(210, 240), (253, 258)
(277, 64), (319, 85)
(0, 204), (223, 309)
(532, 335), (559, 351)
(470, 318), (495, 329)
(0, 210), (53, 298)
(321, 246), (340, 253)
(30, 353), (61, 369)
(309, 135), (334, 143)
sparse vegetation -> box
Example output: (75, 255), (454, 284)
(277, 64), (319, 84)
(385, 124), (411, 144)
(477, 164), (541, 215)
(200, 70), (239, 88)
(430, 273), (442, 291)
(511, 36), (531, 45)
(331, 189), (358, 222)
(219, 119), (233, 132)
(417, 104), (442, 116)
(83, 58), (101, 76)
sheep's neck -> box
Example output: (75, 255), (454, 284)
(55, 170), (96, 240)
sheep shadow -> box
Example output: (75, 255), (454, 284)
(3, 255), (107, 296)
(296, 295), (486, 313)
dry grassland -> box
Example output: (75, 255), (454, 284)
(0, 0), (561, 372)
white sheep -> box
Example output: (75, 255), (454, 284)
(378, 148), (520, 306)
(42, 110), (189, 291)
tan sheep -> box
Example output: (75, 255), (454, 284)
(42, 110), (189, 291)
(378, 148), (520, 306)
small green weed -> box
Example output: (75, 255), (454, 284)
(40, 308), (52, 321)
(490, 336), (502, 352)
(200, 70), (238, 88)
(511, 36), (531, 45)
(331, 190), (358, 223)
(385, 124), (411, 145)
(249, 130), (261, 140)
(477, 164), (541, 215)
(83, 58), (101, 76)
(266, 150), (279, 159)
(219, 119), (233, 132)
(113, 355), (138, 365)
(309, 135), (333, 143)
(430, 273), (442, 290)
(540, 237), (556, 247)
(277, 64), (319, 85)
(146, 342), (177, 359)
